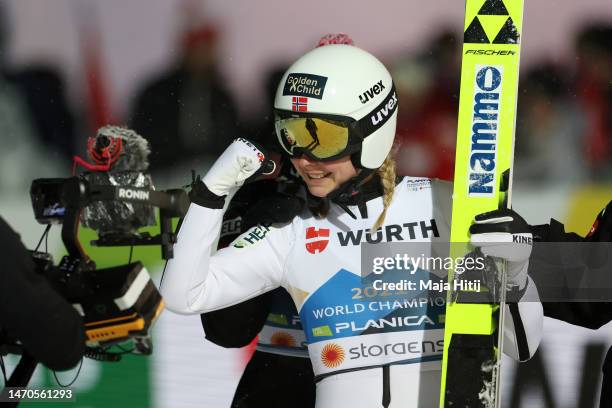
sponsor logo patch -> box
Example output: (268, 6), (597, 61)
(406, 178), (432, 192)
(335, 315), (436, 334)
(305, 227), (330, 254)
(283, 73), (328, 99)
(321, 343), (345, 368)
(348, 339), (444, 360)
(220, 216), (241, 238)
(370, 92), (398, 126)
(465, 49), (516, 56)
(468, 65), (503, 197)
(336, 219), (440, 246)
(359, 80), (386, 104)
(463, 0), (520, 45)
(233, 224), (271, 248)
(312, 325), (333, 337)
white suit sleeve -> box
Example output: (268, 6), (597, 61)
(501, 277), (543, 361)
(161, 203), (291, 315)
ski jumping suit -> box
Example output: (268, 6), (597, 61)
(163, 176), (543, 408)
(200, 179), (314, 408)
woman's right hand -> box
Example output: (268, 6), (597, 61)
(202, 138), (267, 197)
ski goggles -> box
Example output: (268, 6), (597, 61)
(274, 83), (397, 161)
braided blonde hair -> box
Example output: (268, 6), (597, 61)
(372, 154), (397, 231)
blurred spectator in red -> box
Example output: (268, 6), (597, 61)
(393, 30), (460, 180)
(514, 63), (587, 184)
(129, 21), (238, 173)
(574, 23), (612, 179)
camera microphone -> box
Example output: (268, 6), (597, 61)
(76, 125), (156, 238)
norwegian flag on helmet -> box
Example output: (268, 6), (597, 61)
(292, 96), (308, 112)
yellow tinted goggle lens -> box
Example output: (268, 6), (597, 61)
(277, 117), (349, 159)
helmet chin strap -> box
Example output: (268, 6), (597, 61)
(326, 167), (375, 219)
(327, 168), (373, 202)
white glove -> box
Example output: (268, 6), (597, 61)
(202, 138), (267, 197)
(469, 208), (533, 289)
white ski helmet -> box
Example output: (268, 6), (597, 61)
(274, 44), (398, 169)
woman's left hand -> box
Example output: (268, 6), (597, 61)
(469, 208), (533, 289)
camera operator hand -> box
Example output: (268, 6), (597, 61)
(190, 138), (269, 208)
(0, 216), (85, 371)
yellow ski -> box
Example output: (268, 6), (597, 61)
(439, 0), (524, 406)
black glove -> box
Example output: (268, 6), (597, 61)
(242, 193), (305, 230)
(189, 174), (226, 209)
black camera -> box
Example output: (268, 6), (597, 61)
(29, 176), (189, 356)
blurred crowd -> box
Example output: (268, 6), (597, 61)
(0, 7), (611, 193)
(391, 23), (612, 184)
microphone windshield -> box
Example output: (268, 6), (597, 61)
(80, 126), (156, 238)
